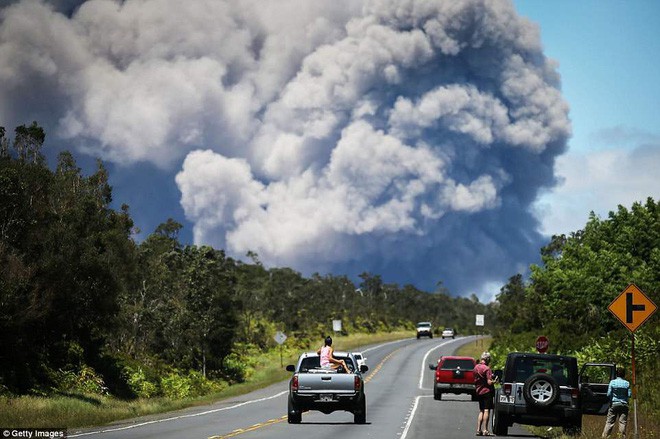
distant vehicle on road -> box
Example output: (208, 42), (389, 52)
(492, 352), (615, 436)
(352, 352), (367, 369)
(416, 321), (433, 339)
(429, 356), (477, 400)
(441, 328), (455, 339)
(286, 351), (369, 424)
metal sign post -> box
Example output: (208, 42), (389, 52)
(608, 284), (657, 439)
(475, 314), (484, 346)
(274, 331), (287, 367)
(631, 333), (638, 439)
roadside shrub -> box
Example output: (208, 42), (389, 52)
(185, 370), (226, 395)
(160, 372), (191, 399)
(124, 366), (158, 398)
(221, 353), (248, 383)
(160, 370), (224, 399)
(51, 365), (107, 395)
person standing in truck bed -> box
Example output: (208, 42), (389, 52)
(317, 336), (348, 372)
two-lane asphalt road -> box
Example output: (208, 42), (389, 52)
(70, 337), (537, 439)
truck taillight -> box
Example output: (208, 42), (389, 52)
(504, 383), (512, 395)
(354, 376), (361, 391)
(292, 375), (299, 392)
(571, 388), (579, 399)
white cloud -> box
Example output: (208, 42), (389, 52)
(441, 175), (500, 213)
(175, 150), (266, 246)
(389, 85), (510, 145)
(535, 133), (660, 236)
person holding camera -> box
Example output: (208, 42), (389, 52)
(474, 351), (497, 436)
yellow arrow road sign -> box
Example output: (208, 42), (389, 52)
(608, 284), (657, 332)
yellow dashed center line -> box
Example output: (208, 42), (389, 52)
(208, 348), (400, 439)
(208, 416), (287, 439)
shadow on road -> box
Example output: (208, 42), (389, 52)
(433, 398), (475, 404)
(297, 421), (372, 426)
(503, 435), (537, 437)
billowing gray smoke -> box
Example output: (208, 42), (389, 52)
(0, 0), (570, 298)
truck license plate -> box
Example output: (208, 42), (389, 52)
(499, 395), (514, 403)
(319, 394), (334, 402)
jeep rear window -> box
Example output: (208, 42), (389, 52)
(511, 357), (574, 386)
(441, 359), (475, 370)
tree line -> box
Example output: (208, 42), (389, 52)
(0, 123), (491, 397)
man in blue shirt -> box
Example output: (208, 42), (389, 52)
(602, 367), (632, 438)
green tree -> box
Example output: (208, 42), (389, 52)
(0, 126), (137, 392)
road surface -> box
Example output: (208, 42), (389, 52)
(70, 336), (536, 439)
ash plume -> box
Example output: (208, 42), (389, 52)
(0, 0), (571, 297)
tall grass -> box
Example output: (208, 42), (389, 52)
(0, 331), (411, 429)
(455, 336), (493, 359)
(530, 413), (659, 439)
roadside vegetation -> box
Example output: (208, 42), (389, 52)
(454, 336), (492, 359)
(0, 331), (409, 428)
(1, 123), (658, 435)
(489, 199), (660, 437)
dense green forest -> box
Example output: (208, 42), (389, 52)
(1, 123), (658, 414)
(0, 123), (491, 398)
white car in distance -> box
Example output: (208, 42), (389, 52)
(442, 328), (455, 339)
(352, 352), (367, 369)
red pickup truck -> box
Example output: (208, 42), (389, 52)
(429, 356), (477, 400)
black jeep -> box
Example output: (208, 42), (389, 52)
(492, 352), (615, 436)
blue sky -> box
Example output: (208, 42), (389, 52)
(515, 0), (660, 148)
(1, 0), (658, 301)
(514, 0), (660, 236)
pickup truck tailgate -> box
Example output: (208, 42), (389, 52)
(297, 372), (357, 394)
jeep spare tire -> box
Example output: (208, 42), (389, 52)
(523, 373), (559, 407)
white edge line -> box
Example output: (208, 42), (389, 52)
(400, 395), (431, 439)
(402, 336), (477, 438)
(68, 390), (288, 437)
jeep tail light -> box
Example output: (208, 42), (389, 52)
(292, 375), (299, 392)
(571, 388), (579, 399)
(354, 375), (361, 391)
(504, 383), (512, 396)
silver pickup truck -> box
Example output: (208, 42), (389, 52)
(285, 351), (369, 424)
